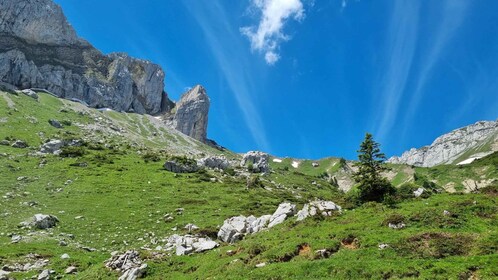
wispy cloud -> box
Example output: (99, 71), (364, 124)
(401, 0), (469, 134)
(373, 1), (420, 142)
(183, 1), (271, 151)
(241, 0), (305, 65)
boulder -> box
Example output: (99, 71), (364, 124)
(218, 216), (248, 243)
(37, 269), (51, 280)
(163, 159), (199, 173)
(28, 214), (59, 229)
(48, 119), (63, 128)
(268, 203), (296, 228)
(21, 89), (38, 100)
(40, 139), (64, 154)
(241, 151), (270, 173)
(198, 156), (230, 170)
(11, 140), (28, 148)
(65, 266), (77, 274)
(0, 270), (10, 280)
(192, 240), (219, 253)
(413, 187), (425, 197)
(0, 140), (9, 146)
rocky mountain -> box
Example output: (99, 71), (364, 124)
(0, 0), (210, 143)
(388, 120), (498, 167)
(172, 85), (210, 143)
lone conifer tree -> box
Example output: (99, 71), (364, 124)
(353, 133), (395, 203)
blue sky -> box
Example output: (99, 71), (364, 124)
(55, 0), (498, 160)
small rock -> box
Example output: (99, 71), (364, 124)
(388, 222), (406, 229)
(443, 210), (451, 216)
(255, 262), (266, 268)
(0, 140), (9, 146)
(37, 269), (51, 280)
(48, 119), (63, 129)
(11, 235), (22, 243)
(226, 250), (236, 256)
(312, 162), (320, 167)
(65, 266), (77, 274)
(59, 240), (68, 246)
(413, 187), (425, 197)
(11, 140), (28, 148)
(184, 223), (199, 232)
(378, 244), (389, 250)
(61, 253), (70, 259)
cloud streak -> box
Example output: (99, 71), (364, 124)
(401, 0), (469, 134)
(373, 1), (420, 142)
(241, 0), (305, 65)
(183, 1), (271, 151)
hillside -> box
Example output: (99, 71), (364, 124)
(0, 89), (497, 279)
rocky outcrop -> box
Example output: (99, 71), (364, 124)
(198, 156), (230, 170)
(0, 0), (171, 115)
(388, 120), (498, 167)
(164, 234), (219, 256)
(241, 151), (270, 173)
(296, 200), (342, 221)
(20, 214), (59, 229)
(163, 159), (200, 173)
(173, 85), (210, 142)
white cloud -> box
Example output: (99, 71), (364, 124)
(241, 0), (305, 65)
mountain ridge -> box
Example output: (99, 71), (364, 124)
(388, 120), (498, 167)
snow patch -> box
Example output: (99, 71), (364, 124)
(272, 158), (282, 163)
(291, 161), (299, 168)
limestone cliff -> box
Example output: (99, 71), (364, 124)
(173, 85), (210, 143)
(388, 120), (498, 167)
(0, 0), (170, 115)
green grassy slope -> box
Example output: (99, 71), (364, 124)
(0, 90), (497, 279)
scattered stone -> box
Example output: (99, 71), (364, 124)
(378, 244), (389, 250)
(443, 210), (451, 216)
(388, 222), (406, 229)
(60, 253), (70, 259)
(312, 162), (320, 167)
(0, 140), (9, 146)
(165, 234), (219, 256)
(21, 89), (38, 100)
(184, 223), (199, 232)
(48, 119), (63, 129)
(226, 250), (236, 256)
(255, 263), (266, 268)
(59, 240), (68, 246)
(74, 216), (84, 220)
(314, 249), (334, 259)
(105, 251), (147, 280)
(11, 235), (22, 243)
(241, 151), (270, 173)
(163, 213), (174, 222)
(37, 269), (51, 280)
(65, 266), (77, 274)
(414, 187), (425, 197)
(11, 140), (28, 148)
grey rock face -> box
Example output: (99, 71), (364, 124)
(241, 151), (270, 173)
(173, 85), (210, 142)
(11, 140), (28, 148)
(0, 0), (170, 115)
(388, 120), (498, 167)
